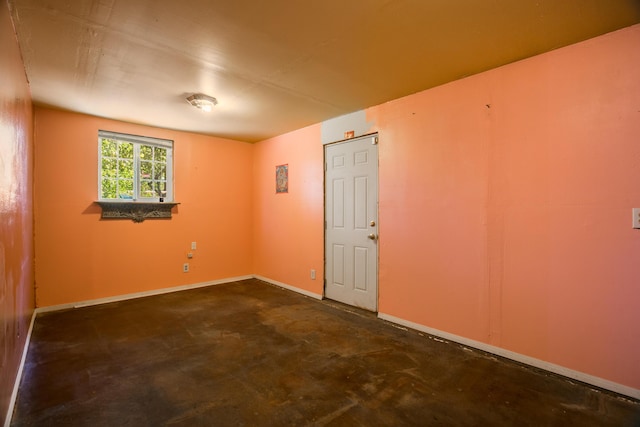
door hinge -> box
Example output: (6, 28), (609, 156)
(324, 220), (327, 229)
(372, 136), (379, 145)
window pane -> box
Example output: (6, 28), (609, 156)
(101, 158), (117, 178)
(154, 147), (166, 162)
(118, 142), (134, 159)
(140, 180), (154, 198)
(98, 131), (173, 201)
(118, 179), (134, 198)
(119, 160), (134, 178)
(140, 161), (152, 179)
(154, 163), (166, 180)
(155, 181), (167, 198)
(101, 178), (117, 199)
(140, 145), (153, 160)
(101, 139), (117, 157)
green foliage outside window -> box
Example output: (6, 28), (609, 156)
(100, 138), (168, 200)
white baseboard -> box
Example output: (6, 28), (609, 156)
(253, 275), (323, 300)
(35, 275), (254, 313)
(5, 274), (318, 425)
(4, 310), (36, 427)
(13, 277), (637, 420)
(378, 312), (640, 401)
(34, 275), (324, 314)
(6, 275), (255, 425)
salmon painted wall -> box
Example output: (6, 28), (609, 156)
(252, 124), (324, 296)
(34, 108), (253, 307)
(368, 24), (640, 390)
(252, 25), (640, 391)
(0, 2), (34, 424)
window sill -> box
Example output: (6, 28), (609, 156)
(95, 201), (180, 223)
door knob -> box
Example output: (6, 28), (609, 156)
(368, 233), (378, 240)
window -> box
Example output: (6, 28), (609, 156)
(98, 130), (173, 202)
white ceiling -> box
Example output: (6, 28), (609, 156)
(8, 0), (640, 142)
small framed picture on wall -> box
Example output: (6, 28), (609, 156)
(276, 164), (288, 194)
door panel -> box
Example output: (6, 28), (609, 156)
(325, 135), (378, 311)
(354, 176), (368, 229)
(354, 247), (368, 291)
(332, 244), (345, 285)
(333, 179), (345, 228)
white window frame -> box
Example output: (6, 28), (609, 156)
(98, 130), (174, 202)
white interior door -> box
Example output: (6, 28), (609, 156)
(325, 135), (378, 311)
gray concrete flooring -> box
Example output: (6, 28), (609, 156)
(10, 278), (640, 426)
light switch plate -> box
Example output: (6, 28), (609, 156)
(633, 208), (640, 229)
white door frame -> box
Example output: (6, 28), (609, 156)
(323, 133), (379, 311)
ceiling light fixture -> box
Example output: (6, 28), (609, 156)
(186, 94), (218, 112)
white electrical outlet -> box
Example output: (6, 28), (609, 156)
(310, 269), (316, 280)
(191, 241), (197, 250)
(183, 263), (189, 272)
(633, 208), (640, 229)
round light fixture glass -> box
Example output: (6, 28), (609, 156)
(187, 94), (218, 112)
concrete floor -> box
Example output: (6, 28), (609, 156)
(10, 278), (640, 426)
